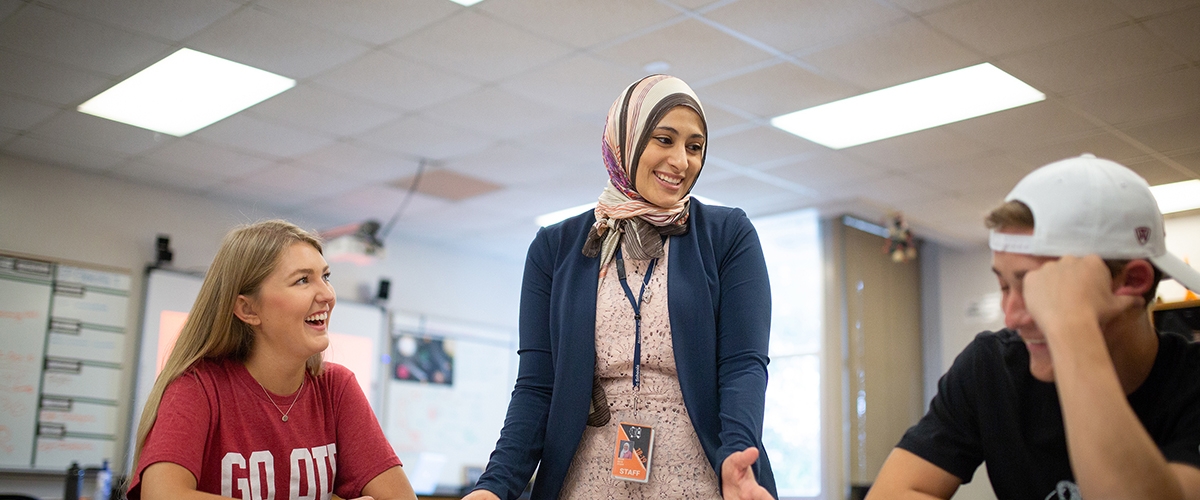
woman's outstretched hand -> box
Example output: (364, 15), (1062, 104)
(721, 447), (774, 500)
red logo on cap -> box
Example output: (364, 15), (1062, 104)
(1135, 227), (1151, 245)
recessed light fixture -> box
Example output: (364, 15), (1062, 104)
(535, 195), (725, 227)
(77, 48), (295, 137)
(448, 0), (484, 5)
(770, 63), (1045, 149)
(1150, 179), (1200, 214)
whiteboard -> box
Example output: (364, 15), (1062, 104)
(0, 252), (131, 470)
(0, 255), (53, 467)
(384, 313), (517, 492)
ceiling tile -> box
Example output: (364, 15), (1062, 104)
(0, 4), (173, 77)
(699, 61), (858, 119)
(256, 0), (458, 45)
(0, 0), (22, 19)
(30, 110), (169, 156)
(907, 154), (1035, 195)
(478, 0), (680, 49)
(923, 0), (1129, 57)
(1067, 66), (1200, 127)
(886, 0), (967, 14)
(357, 114), (492, 160)
(445, 142), (573, 185)
(830, 172), (948, 206)
(900, 196), (984, 229)
(0, 94), (61, 131)
(39, 0), (241, 41)
(800, 19), (981, 90)
(293, 141), (421, 184)
(705, 0), (908, 54)
(710, 125), (824, 167)
(0, 50), (113, 105)
(672, 0), (725, 9)
(593, 18), (773, 84)
(420, 87), (574, 140)
(700, 104), (755, 138)
(387, 11), (574, 82)
(190, 114), (337, 158)
(998, 24), (1188, 95)
(946, 99), (1100, 150)
(138, 137), (274, 178)
(4, 134), (128, 171)
(108, 158), (231, 193)
(390, 168), (503, 201)
(245, 83), (404, 137)
(841, 127), (991, 171)
(1165, 150), (1200, 178)
(1124, 157), (1196, 185)
(690, 175), (812, 213)
(1105, 0), (1200, 18)
(761, 151), (890, 191)
(217, 162), (368, 209)
(498, 53), (645, 117)
(292, 185), (419, 227)
(1143, 5), (1200, 63)
(1008, 131), (1150, 167)
(312, 51), (480, 111)
(508, 115), (603, 165)
(1120, 109), (1200, 153)
(187, 6), (370, 80)
(954, 182), (1024, 214)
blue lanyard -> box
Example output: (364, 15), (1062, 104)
(614, 246), (656, 390)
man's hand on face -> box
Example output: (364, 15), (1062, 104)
(1023, 255), (1145, 342)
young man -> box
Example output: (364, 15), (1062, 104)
(867, 155), (1200, 500)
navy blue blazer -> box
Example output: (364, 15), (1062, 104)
(474, 200), (777, 499)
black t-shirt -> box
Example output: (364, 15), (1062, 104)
(897, 329), (1200, 499)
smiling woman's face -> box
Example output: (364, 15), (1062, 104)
(634, 106), (705, 208)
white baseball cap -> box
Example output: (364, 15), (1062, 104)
(989, 154), (1200, 293)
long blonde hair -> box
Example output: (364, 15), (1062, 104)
(133, 220), (324, 465)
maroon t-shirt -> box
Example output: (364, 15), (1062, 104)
(129, 359), (399, 500)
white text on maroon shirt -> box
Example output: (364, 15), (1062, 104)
(221, 443), (338, 500)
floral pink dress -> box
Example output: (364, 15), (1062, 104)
(559, 241), (722, 499)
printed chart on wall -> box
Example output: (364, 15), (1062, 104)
(383, 314), (517, 494)
(0, 252), (131, 470)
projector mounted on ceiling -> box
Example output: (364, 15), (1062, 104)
(320, 220), (384, 266)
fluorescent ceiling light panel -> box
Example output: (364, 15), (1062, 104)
(1150, 179), (1200, 214)
(535, 195), (725, 227)
(448, 0), (484, 5)
(78, 48), (295, 136)
(770, 63), (1045, 149)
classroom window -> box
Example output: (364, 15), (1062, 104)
(755, 209), (822, 498)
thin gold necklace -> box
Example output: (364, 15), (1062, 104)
(257, 377), (304, 422)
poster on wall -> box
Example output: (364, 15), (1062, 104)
(391, 335), (454, 385)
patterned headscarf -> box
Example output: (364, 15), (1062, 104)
(582, 75), (707, 276)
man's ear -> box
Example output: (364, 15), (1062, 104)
(233, 295), (261, 326)
(1113, 259), (1155, 298)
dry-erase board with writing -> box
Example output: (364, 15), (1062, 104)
(0, 251), (131, 470)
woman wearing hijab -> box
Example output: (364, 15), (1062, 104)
(466, 75), (776, 500)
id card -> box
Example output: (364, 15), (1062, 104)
(611, 422), (654, 482)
